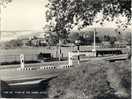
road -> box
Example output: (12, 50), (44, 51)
(0, 54), (128, 85)
(0, 61), (68, 70)
(0, 60), (69, 84)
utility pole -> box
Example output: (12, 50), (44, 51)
(58, 39), (61, 61)
(75, 40), (80, 65)
(0, 3), (2, 41)
(77, 44), (80, 64)
(92, 29), (97, 57)
(92, 29), (96, 52)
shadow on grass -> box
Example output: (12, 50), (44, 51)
(1, 77), (57, 98)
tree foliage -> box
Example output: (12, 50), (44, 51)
(45, 0), (131, 40)
(68, 31), (101, 45)
(0, 0), (12, 7)
(46, 32), (59, 45)
(1, 39), (23, 49)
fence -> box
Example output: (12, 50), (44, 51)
(0, 46), (128, 63)
(0, 54), (38, 63)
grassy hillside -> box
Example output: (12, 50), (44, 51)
(48, 60), (131, 99)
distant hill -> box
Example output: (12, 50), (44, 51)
(0, 30), (45, 41)
(71, 27), (131, 37)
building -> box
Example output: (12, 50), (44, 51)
(22, 39), (30, 46)
(101, 41), (111, 48)
(114, 41), (128, 48)
(39, 39), (47, 46)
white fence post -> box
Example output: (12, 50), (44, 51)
(68, 52), (73, 66)
(20, 54), (24, 69)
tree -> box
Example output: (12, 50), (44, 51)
(0, 0), (12, 6)
(68, 32), (80, 43)
(116, 31), (123, 41)
(125, 32), (131, 45)
(103, 35), (110, 41)
(47, 32), (59, 45)
(45, 0), (131, 41)
(109, 36), (117, 47)
(45, 0), (131, 60)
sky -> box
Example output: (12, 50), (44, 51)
(1, 0), (48, 31)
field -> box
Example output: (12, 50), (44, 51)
(0, 46), (130, 63)
(0, 46), (73, 63)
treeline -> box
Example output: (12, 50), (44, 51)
(0, 31), (130, 49)
(47, 31), (131, 46)
(0, 40), (23, 49)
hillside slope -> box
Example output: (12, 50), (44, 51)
(48, 60), (131, 99)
